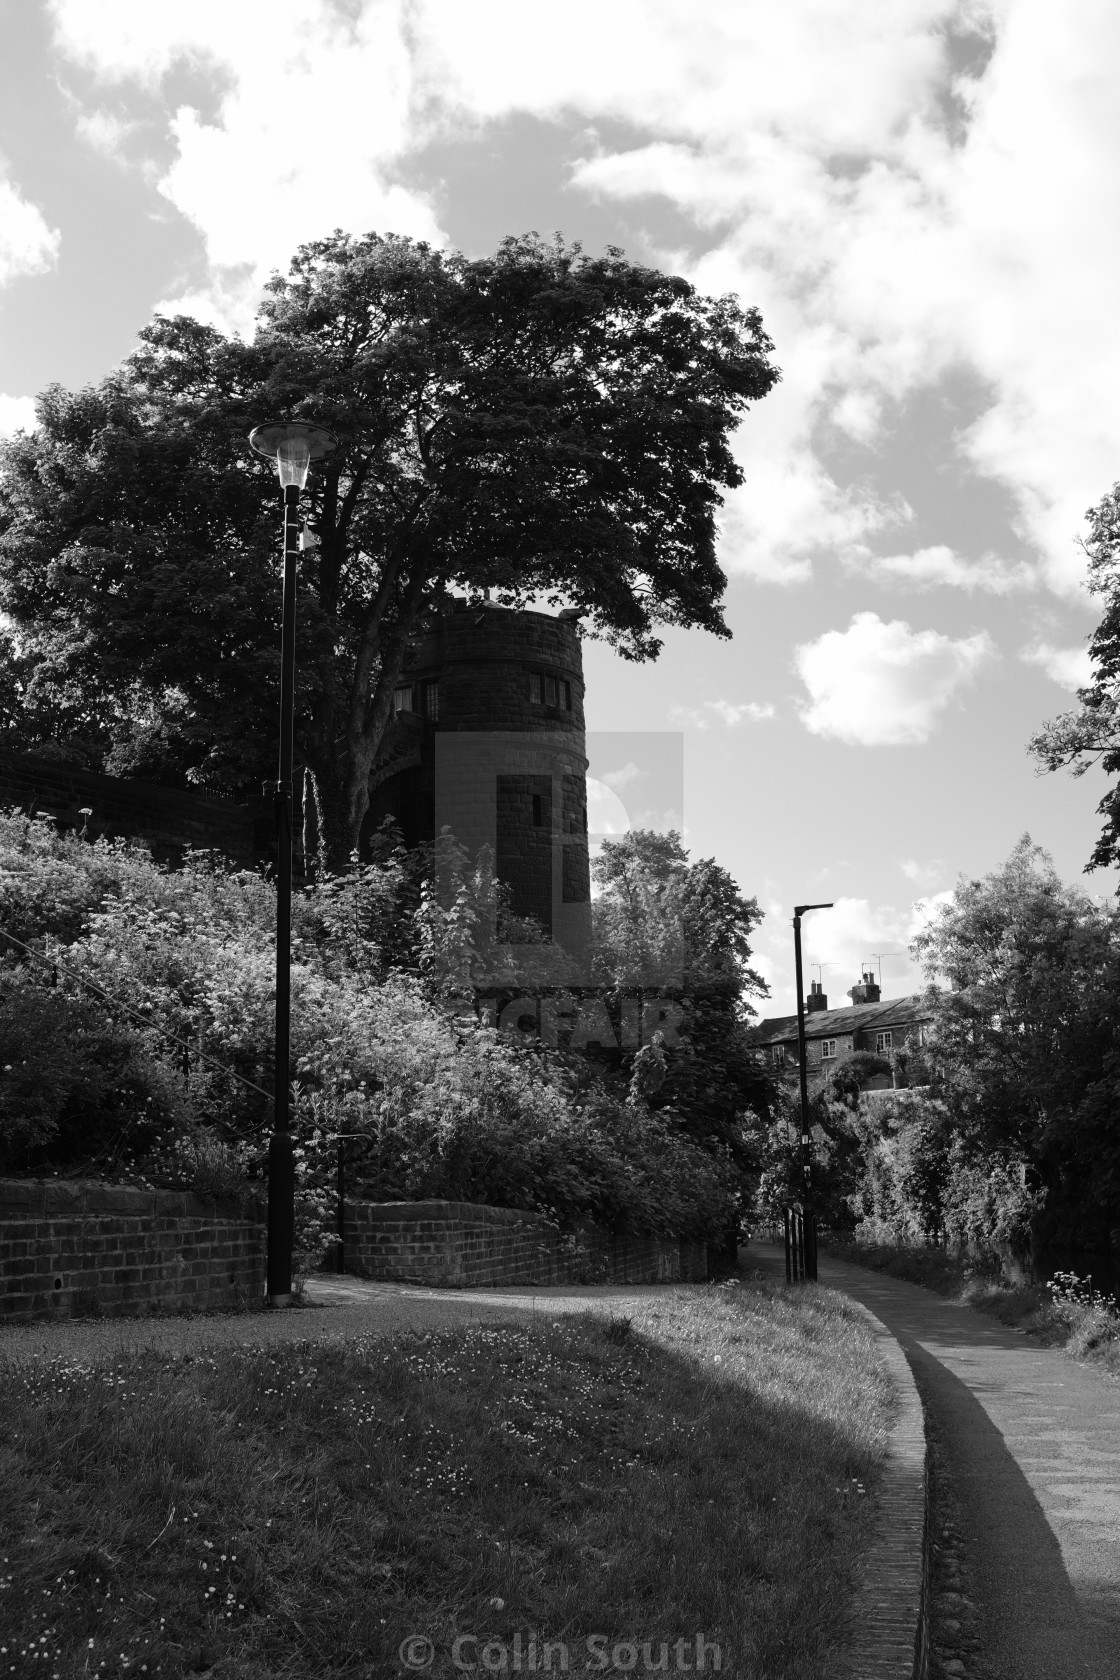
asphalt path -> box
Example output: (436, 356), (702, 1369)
(748, 1241), (1120, 1680)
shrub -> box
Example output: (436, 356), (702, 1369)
(0, 809), (736, 1241)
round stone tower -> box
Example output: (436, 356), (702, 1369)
(365, 599), (590, 948)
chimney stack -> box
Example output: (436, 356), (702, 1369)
(806, 980), (828, 1013)
(847, 970), (881, 1005)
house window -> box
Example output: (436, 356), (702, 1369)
(529, 672), (542, 704)
(875, 1030), (893, 1053)
(772, 1045), (787, 1066)
(393, 684), (414, 714)
(821, 1038), (837, 1059)
(423, 679), (439, 721)
(545, 675), (559, 706)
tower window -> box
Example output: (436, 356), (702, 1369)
(423, 679), (439, 721)
(529, 672), (542, 704)
(545, 675), (559, 706)
(532, 794), (544, 827)
(393, 684), (414, 714)
(563, 680), (572, 710)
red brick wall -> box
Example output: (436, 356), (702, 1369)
(343, 1198), (708, 1287)
(0, 1178), (266, 1322)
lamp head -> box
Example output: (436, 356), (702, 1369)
(248, 421), (337, 490)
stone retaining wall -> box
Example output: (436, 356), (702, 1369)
(343, 1198), (708, 1287)
(0, 1178), (266, 1322)
(0, 747), (265, 867)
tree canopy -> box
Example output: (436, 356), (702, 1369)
(0, 230), (779, 869)
(912, 834), (1120, 1243)
(1028, 480), (1120, 871)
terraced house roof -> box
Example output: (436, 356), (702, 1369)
(749, 993), (929, 1047)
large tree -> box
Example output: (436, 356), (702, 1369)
(1029, 480), (1120, 871)
(912, 835), (1120, 1245)
(0, 231), (779, 868)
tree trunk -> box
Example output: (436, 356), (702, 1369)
(308, 738), (378, 874)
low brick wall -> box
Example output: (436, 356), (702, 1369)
(0, 1178), (266, 1322)
(343, 1198), (708, 1287)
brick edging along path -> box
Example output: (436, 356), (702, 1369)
(839, 1296), (929, 1680)
(746, 1245), (929, 1680)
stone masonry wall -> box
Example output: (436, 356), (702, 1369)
(0, 1178), (266, 1322)
(0, 748), (264, 868)
(343, 1198), (708, 1287)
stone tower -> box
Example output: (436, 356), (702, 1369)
(364, 599), (590, 951)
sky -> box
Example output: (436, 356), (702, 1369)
(1, 0), (1118, 1015)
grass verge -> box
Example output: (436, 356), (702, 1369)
(825, 1238), (1120, 1376)
(0, 1278), (895, 1679)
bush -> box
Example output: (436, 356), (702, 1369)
(0, 809), (736, 1241)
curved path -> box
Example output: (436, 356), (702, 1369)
(750, 1242), (1120, 1679)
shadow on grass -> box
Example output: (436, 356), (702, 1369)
(0, 1281), (893, 1679)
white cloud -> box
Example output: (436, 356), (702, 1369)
(0, 396), (38, 437)
(71, 106), (139, 162)
(45, 3), (1120, 595)
(1019, 640), (1093, 690)
(586, 777), (631, 836)
(757, 890), (940, 1014)
(900, 856), (948, 890)
(600, 762), (648, 790)
(398, 0), (1120, 596)
(793, 611), (995, 745)
(852, 543), (1035, 594)
(669, 699), (776, 728)
(0, 179), (60, 288)
(48, 0), (443, 336)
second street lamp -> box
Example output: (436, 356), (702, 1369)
(248, 419), (337, 1306)
(792, 900), (833, 1282)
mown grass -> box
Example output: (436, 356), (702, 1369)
(0, 1279), (895, 1679)
(826, 1238), (1120, 1376)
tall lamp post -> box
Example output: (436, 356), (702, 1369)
(248, 420), (337, 1306)
(792, 901), (833, 1282)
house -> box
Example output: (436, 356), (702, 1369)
(749, 973), (931, 1091)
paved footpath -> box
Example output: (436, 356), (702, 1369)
(749, 1241), (1120, 1680)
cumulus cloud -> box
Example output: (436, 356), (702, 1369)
(669, 699), (776, 728)
(600, 762), (648, 790)
(1019, 640), (1093, 689)
(853, 544), (1036, 594)
(0, 179), (60, 289)
(45, 2), (1120, 594)
(793, 611), (995, 744)
(900, 856), (949, 890)
(400, 0), (1120, 596)
(48, 0), (443, 335)
(756, 889), (946, 1013)
(0, 396), (38, 437)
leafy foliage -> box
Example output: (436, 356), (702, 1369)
(1028, 479), (1120, 871)
(910, 834), (1120, 1246)
(0, 233), (779, 866)
(0, 810), (738, 1244)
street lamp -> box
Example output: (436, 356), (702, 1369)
(248, 420), (337, 1305)
(792, 901), (833, 1282)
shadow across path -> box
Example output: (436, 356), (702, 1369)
(748, 1241), (1120, 1679)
